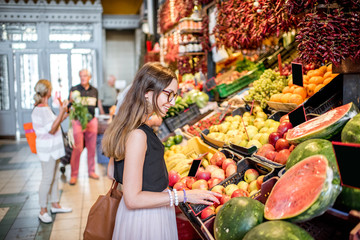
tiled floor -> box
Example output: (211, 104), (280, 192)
(0, 139), (112, 240)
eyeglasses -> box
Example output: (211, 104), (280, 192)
(162, 89), (178, 103)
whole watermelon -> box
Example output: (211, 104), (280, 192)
(243, 221), (314, 240)
(286, 139), (340, 183)
(341, 112), (360, 143)
(336, 186), (360, 211)
(214, 197), (264, 240)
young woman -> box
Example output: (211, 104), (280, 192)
(102, 63), (220, 239)
(31, 79), (72, 223)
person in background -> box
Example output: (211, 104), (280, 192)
(68, 69), (99, 185)
(102, 63), (220, 239)
(31, 79), (72, 223)
(98, 75), (117, 115)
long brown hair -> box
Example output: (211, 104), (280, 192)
(102, 62), (177, 160)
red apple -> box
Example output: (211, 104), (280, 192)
(220, 194), (231, 205)
(211, 185), (225, 195)
(277, 122), (293, 137)
(200, 206), (215, 219)
(168, 170), (181, 187)
(265, 150), (277, 161)
(211, 169), (225, 181)
(178, 177), (188, 185)
(206, 164), (220, 173)
(173, 182), (186, 191)
(256, 175), (264, 189)
(237, 181), (249, 191)
(244, 169), (259, 183)
(222, 158), (236, 171)
(210, 151), (226, 167)
(274, 149), (291, 165)
(275, 138), (290, 151)
(289, 144), (295, 152)
(208, 178), (222, 189)
(231, 189), (249, 198)
(257, 144), (275, 157)
(225, 164), (237, 178)
(192, 179), (208, 190)
(186, 177), (196, 189)
(268, 132), (281, 147)
(196, 170), (211, 181)
(280, 114), (289, 123)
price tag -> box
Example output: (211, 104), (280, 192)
(205, 77), (217, 91)
(289, 105), (307, 127)
(278, 54), (283, 76)
(188, 152), (208, 177)
(291, 63), (303, 87)
(332, 142), (360, 189)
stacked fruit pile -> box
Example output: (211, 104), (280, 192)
(207, 107), (280, 148)
(269, 64), (338, 105)
(244, 69), (288, 108)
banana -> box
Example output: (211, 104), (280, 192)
(166, 153), (187, 162)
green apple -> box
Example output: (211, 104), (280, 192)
(243, 112), (251, 118)
(239, 139), (249, 147)
(264, 119), (275, 128)
(259, 127), (268, 133)
(267, 127), (277, 134)
(246, 139), (262, 148)
(258, 133), (269, 145)
(256, 111), (268, 120)
(270, 121), (280, 129)
(253, 118), (265, 130)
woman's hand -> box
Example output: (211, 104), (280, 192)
(184, 189), (221, 205)
(59, 99), (69, 114)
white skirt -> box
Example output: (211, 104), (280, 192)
(112, 196), (178, 240)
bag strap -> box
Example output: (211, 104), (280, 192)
(106, 180), (119, 196)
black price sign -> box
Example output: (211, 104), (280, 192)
(332, 142), (360, 189)
(289, 105), (307, 127)
(205, 77), (217, 91)
(292, 63), (303, 87)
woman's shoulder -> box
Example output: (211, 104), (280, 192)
(128, 128), (147, 141)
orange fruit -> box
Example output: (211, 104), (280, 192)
(323, 71), (332, 79)
(288, 78), (293, 87)
(293, 87), (307, 99)
(303, 75), (309, 82)
(318, 66), (327, 75)
(289, 94), (304, 105)
(323, 77), (333, 85)
(289, 85), (297, 93)
(309, 76), (324, 85)
(314, 84), (325, 93)
(282, 86), (291, 94)
(281, 93), (292, 103)
(331, 73), (339, 78)
(307, 70), (315, 78)
(313, 69), (324, 77)
(327, 64), (332, 72)
(270, 93), (283, 102)
(306, 84), (316, 97)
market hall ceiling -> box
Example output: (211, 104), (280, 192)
(4, 0), (143, 15)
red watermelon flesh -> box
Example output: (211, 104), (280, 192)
(286, 103), (358, 144)
(265, 155), (328, 220)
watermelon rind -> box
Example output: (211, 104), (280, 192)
(336, 186), (360, 211)
(286, 139), (340, 184)
(243, 221), (314, 240)
(214, 197), (264, 240)
(265, 155), (341, 222)
(341, 112), (360, 143)
(287, 102), (359, 144)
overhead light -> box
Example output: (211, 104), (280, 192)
(12, 43), (26, 49)
(59, 43), (74, 49)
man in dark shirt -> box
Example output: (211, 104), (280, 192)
(68, 69), (99, 185)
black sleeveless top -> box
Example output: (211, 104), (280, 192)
(114, 124), (169, 192)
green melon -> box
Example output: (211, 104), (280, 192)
(286, 103), (359, 144)
(286, 139), (340, 183)
(265, 155), (341, 222)
(214, 197), (264, 240)
(342, 112), (360, 143)
(337, 186), (360, 211)
(243, 221), (314, 240)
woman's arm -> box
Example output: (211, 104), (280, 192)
(122, 129), (221, 210)
(49, 100), (68, 135)
(107, 157), (115, 180)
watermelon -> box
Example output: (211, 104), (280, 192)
(336, 186), (360, 211)
(341, 112), (360, 143)
(286, 102), (359, 144)
(265, 155), (341, 222)
(243, 221), (314, 240)
(214, 197), (264, 240)
(286, 139), (340, 183)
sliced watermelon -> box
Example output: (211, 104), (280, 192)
(286, 102), (359, 144)
(265, 155), (341, 222)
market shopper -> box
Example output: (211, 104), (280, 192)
(102, 62), (220, 239)
(68, 69), (99, 185)
(98, 75), (117, 114)
(31, 79), (72, 223)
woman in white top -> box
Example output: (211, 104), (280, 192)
(31, 79), (72, 223)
